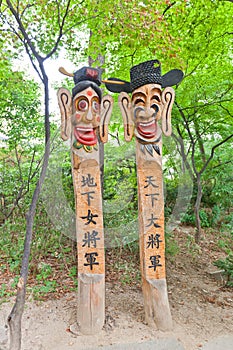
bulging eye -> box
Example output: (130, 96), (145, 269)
(92, 100), (100, 112)
(77, 99), (88, 111)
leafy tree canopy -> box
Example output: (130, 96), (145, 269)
(0, 44), (43, 150)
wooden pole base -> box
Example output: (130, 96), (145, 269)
(77, 273), (105, 334)
(142, 277), (172, 331)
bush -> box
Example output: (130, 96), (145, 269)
(214, 254), (233, 287)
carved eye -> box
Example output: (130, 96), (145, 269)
(134, 98), (144, 106)
(153, 96), (161, 102)
(78, 99), (88, 111)
(151, 104), (159, 113)
(92, 100), (100, 113)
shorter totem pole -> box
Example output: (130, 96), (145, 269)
(57, 67), (113, 334)
(105, 60), (183, 330)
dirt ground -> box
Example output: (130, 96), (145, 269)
(0, 227), (232, 350)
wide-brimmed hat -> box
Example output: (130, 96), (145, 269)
(104, 59), (184, 93)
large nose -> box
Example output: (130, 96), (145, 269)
(145, 106), (157, 118)
(134, 106), (157, 120)
(86, 109), (93, 121)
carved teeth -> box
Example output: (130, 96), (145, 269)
(139, 120), (155, 127)
(76, 127), (93, 132)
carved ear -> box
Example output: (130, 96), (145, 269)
(118, 92), (134, 142)
(57, 88), (72, 141)
(161, 87), (175, 137)
(99, 95), (114, 143)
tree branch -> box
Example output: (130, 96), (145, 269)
(200, 134), (233, 175)
(212, 159), (232, 169)
(24, 42), (43, 81)
(178, 98), (233, 112)
(6, 0), (43, 62)
(163, 2), (176, 16)
(44, 0), (72, 60)
(172, 131), (194, 180)
(219, 103), (233, 117)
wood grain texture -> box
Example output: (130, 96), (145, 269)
(77, 273), (105, 334)
(72, 153), (105, 334)
(136, 140), (172, 330)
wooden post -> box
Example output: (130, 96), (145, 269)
(136, 139), (172, 330)
(57, 67), (113, 334)
(115, 60), (184, 330)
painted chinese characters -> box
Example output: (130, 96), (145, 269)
(144, 176), (163, 266)
(82, 230), (100, 248)
(138, 166), (166, 280)
(75, 169), (104, 275)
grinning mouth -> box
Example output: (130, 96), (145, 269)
(74, 127), (97, 146)
(136, 120), (157, 139)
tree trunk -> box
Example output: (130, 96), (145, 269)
(7, 73), (50, 350)
(193, 118), (206, 164)
(194, 173), (202, 243)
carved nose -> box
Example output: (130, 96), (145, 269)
(146, 106), (158, 118)
(134, 106), (145, 119)
(86, 110), (93, 121)
(134, 106), (157, 120)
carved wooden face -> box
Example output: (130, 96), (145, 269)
(118, 84), (174, 143)
(132, 84), (162, 143)
(72, 87), (101, 146)
(58, 86), (113, 148)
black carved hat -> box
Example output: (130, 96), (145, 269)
(73, 67), (102, 86)
(104, 59), (184, 93)
(58, 66), (102, 98)
(72, 67), (102, 99)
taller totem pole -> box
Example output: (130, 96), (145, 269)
(57, 67), (113, 334)
(105, 60), (183, 330)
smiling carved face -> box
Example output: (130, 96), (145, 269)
(132, 84), (162, 143)
(72, 87), (100, 146)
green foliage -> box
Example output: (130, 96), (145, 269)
(0, 203), (77, 299)
(205, 158), (233, 213)
(0, 0), (86, 58)
(180, 206), (229, 229)
(31, 280), (59, 299)
(165, 231), (180, 257)
(0, 51), (45, 223)
(0, 56), (43, 149)
(103, 139), (139, 248)
(181, 211), (195, 226)
(81, 0), (185, 75)
(0, 0), (233, 297)
(214, 254), (233, 287)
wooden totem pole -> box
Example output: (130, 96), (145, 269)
(57, 67), (113, 334)
(105, 60), (183, 330)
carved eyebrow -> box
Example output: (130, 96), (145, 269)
(132, 93), (146, 105)
(151, 94), (161, 102)
(91, 96), (100, 102)
(132, 92), (146, 100)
